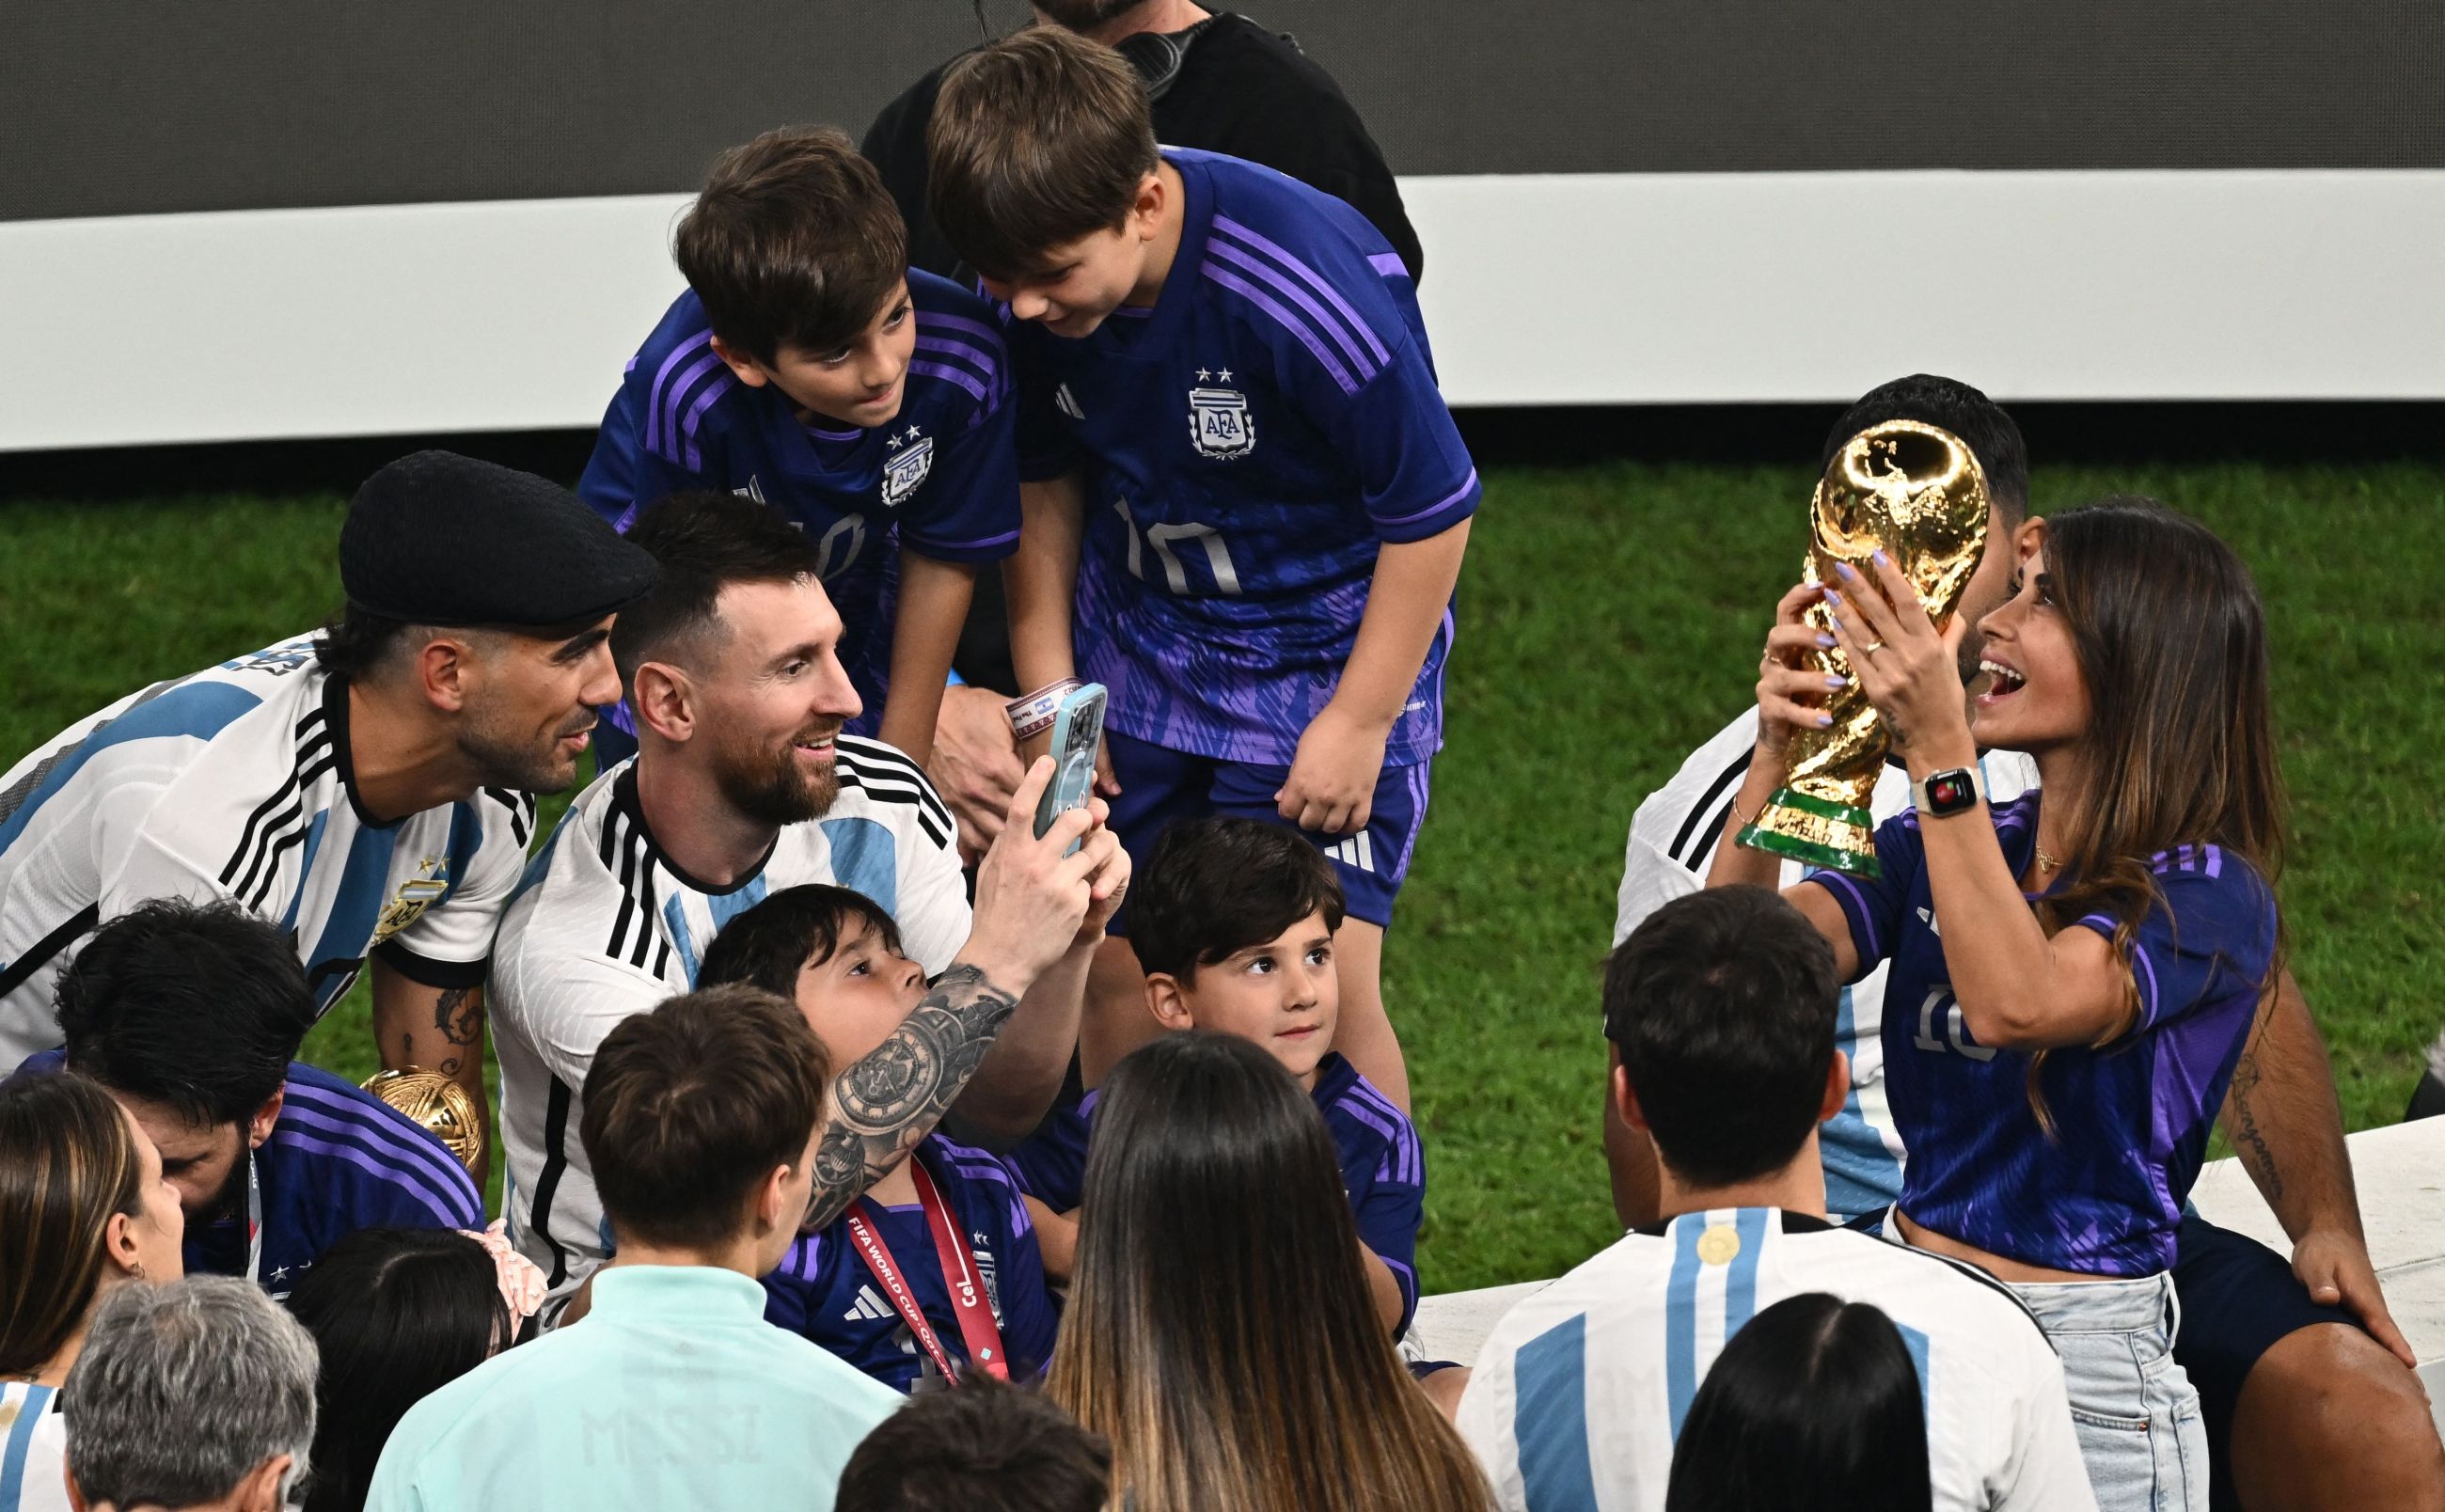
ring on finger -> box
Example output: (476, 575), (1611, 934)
(1858, 638), (1886, 657)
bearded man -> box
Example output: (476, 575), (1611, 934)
(491, 491), (1114, 1319)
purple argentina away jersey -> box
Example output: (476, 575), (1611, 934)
(1013, 148), (1481, 767)
(760, 1136), (1059, 1393)
(578, 269), (1020, 733)
(1806, 792), (2278, 1275)
(1005, 1050), (1426, 1333)
(11, 1053), (481, 1298)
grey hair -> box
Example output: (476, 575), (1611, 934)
(63, 1276), (320, 1508)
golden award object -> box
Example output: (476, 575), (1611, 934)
(361, 1067), (484, 1173)
(1736, 419), (1991, 877)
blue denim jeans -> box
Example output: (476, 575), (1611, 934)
(2013, 1271), (2206, 1512)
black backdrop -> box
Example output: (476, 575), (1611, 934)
(8, 1), (2442, 222)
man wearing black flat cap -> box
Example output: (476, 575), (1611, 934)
(0, 450), (657, 1179)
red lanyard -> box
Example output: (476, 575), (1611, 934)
(842, 1162), (1010, 1383)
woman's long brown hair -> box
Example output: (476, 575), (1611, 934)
(2027, 498), (2288, 1118)
(0, 1073), (148, 1377)
(1049, 1032), (1493, 1512)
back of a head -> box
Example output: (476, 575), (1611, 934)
(64, 1274), (321, 1512)
(608, 490), (827, 690)
(836, 1376), (1111, 1512)
(1824, 374), (2028, 525)
(0, 1074), (145, 1377)
(1604, 888), (1838, 1189)
(1127, 817), (1346, 981)
(698, 884), (905, 1000)
(580, 985), (830, 1253)
(1665, 1293), (1932, 1512)
(928, 27), (1159, 280)
(674, 125), (908, 366)
(286, 1227), (507, 1512)
(1052, 1032), (1491, 1512)
(55, 898), (313, 1126)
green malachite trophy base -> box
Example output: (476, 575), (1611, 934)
(1737, 786), (1881, 879)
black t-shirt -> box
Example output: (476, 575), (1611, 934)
(863, 11), (1423, 289)
(862, 12), (1425, 692)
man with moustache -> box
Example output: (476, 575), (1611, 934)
(490, 493), (1123, 1319)
(0, 451), (654, 1162)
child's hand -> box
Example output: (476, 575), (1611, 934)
(1276, 702), (1387, 836)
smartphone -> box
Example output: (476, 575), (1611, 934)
(1032, 682), (1108, 855)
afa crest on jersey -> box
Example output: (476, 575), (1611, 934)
(371, 858), (453, 946)
(1189, 385), (1254, 459)
(882, 427), (934, 508)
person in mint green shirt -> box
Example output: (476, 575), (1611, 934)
(365, 985), (899, 1511)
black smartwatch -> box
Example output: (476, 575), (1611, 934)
(1910, 766), (1981, 818)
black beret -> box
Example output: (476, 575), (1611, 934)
(339, 451), (658, 628)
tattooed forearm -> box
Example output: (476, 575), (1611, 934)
(802, 963), (1019, 1231)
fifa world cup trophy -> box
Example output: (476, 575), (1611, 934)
(362, 1066), (485, 1174)
(1736, 419), (1991, 877)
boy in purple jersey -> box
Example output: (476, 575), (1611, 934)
(1008, 818), (1424, 1339)
(1712, 499), (2297, 1512)
(579, 127), (1019, 766)
(698, 886), (1061, 1392)
(925, 30), (1480, 1110)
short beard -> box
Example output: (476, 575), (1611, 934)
(1034, 0), (1159, 32)
(198, 1152), (249, 1226)
(458, 701), (592, 795)
(710, 721), (842, 829)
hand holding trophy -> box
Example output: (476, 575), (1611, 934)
(1736, 419), (1991, 876)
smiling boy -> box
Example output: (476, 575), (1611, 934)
(1009, 817), (1424, 1337)
(579, 127), (1020, 764)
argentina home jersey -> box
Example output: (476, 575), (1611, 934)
(1457, 1209), (2094, 1512)
(1809, 795), (2278, 1276)
(1012, 148), (1481, 768)
(1004, 1049), (1426, 1334)
(1612, 709), (2037, 1221)
(11, 1051), (482, 1299)
(578, 271), (1020, 733)
(489, 741), (970, 1304)
(762, 1136), (1060, 1393)
(0, 637), (532, 1067)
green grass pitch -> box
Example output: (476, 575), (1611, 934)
(4, 460), (2438, 1291)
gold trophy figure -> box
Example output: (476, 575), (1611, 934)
(1736, 419), (1992, 877)
(362, 1067), (484, 1174)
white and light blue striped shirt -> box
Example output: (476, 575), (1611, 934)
(1456, 1208), (2094, 1512)
(0, 637), (531, 1067)
(0, 1381), (69, 1512)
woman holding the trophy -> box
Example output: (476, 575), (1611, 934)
(1710, 439), (2284, 1512)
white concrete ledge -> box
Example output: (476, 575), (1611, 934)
(1415, 1119), (2445, 1431)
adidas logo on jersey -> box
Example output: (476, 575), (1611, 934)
(1325, 833), (1379, 874)
(733, 476), (767, 505)
(1917, 906), (1941, 937)
(1055, 383), (1085, 419)
(845, 1285), (894, 1323)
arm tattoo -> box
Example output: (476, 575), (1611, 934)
(2224, 1039), (2283, 1204)
(802, 964), (1019, 1231)
(434, 985), (482, 1047)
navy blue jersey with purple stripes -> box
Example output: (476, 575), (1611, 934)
(1012, 148), (1479, 766)
(1806, 793), (2279, 1275)
(577, 270), (1020, 732)
(1005, 1050), (1425, 1332)
(11, 1053), (481, 1297)
(760, 1137), (1059, 1393)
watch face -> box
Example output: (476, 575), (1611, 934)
(1927, 770), (1976, 813)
